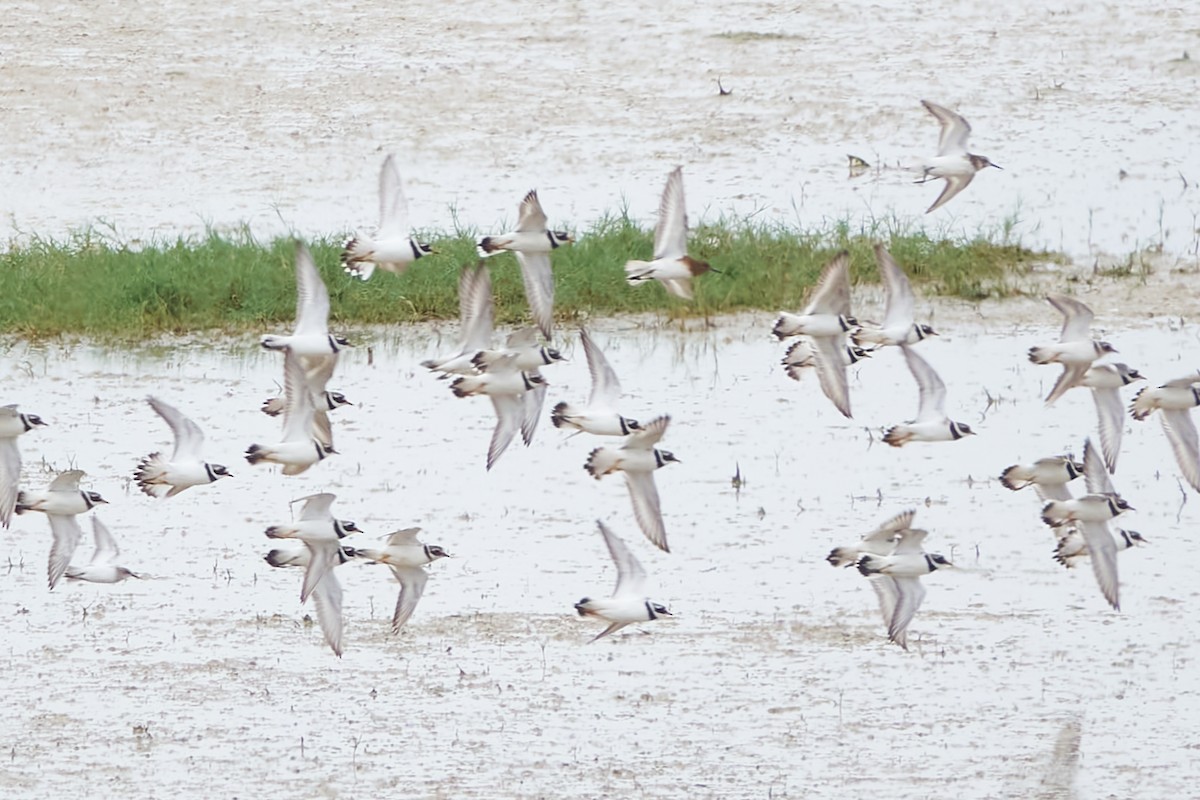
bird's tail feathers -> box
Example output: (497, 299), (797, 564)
(584, 447), (618, 478)
(551, 402), (576, 429)
(999, 465), (1032, 491)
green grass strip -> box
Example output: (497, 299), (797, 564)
(0, 213), (1054, 339)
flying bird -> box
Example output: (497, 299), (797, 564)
(341, 153), (433, 280)
(65, 517), (140, 583)
(345, 528), (451, 633)
(0, 404), (46, 528)
(851, 245), (937, 348)
(421, 262), (497, 378)
(551, 327), (642, 437)
(135, 396), (232, 498)
(883, 345), (974, 446)
(1129, 373), (1200, 491)
(999, 455), (1084, 502)
(477, 190), (572, 338)
(855, 527), (954, 650)
(584, 415), (679, 552)
(575, 520), (671, 643)
(827, 509), (916, 568)
(261, 243), (350, 357)
(1041, 440), (1134, 610)
(917, 100), (1002, 213)
(15, 469), (108, 590)
(471, 328), (566, 448)
(624, 167), (716, 300)
(773, 251), (859, 417)
(261, 244), (351, 448)
(1028, 294), (1117, 407)
(780, 339), (870, 382)
(246, 349), (337, 475)
(264, 492), (361, 604)
(450, 352), (547, 470)
(264, 492), (360, 655)
(1078, 363), (1144, 473)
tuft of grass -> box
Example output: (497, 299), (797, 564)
(0, 214), (1056, 339)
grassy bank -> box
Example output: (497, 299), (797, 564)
(0, 215), (1053, 338)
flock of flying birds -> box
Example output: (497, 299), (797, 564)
(1, 99), (1193, 654)
(782, 246), (1200, 646)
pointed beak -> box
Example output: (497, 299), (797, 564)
(991, 163), (1004, 170)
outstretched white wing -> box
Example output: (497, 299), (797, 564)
(293, 243), (331, 337)
(652, 167), (688, 261)
(902, 345), (948, 423)
(597, 520), (647, 597)
(147, 396), (205, 461)
(921, 100), (972, 156)
(377, 154), (411, 239)
(388, 565), (429, 632)
(581, 328), (622, 412)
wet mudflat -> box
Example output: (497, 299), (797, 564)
(2, 296), (1199, 798)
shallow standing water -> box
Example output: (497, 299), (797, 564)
(2, 293), (1200, 797)
(2, 0), (1199, 259)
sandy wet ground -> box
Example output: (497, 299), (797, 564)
(2, 0), (1199, 259)
(2, 275), (1200, 797)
